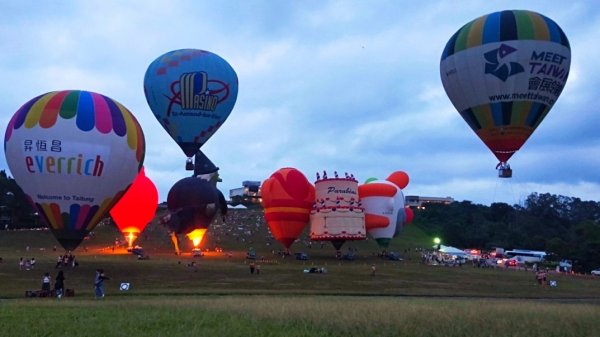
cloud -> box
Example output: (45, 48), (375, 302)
(1, 1), (599, 206)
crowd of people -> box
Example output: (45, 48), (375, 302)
(419, 248), (561, 287)
(12, 244), (108, 299)
(55, 253), (78, 268)
(208, 208), (268, 246)
(31, 268), (108, 299)
(18, 257), (36, 270)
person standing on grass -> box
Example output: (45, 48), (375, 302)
(54, 270), (65, 299)
(541, 270), (547, 287)
(94, 269), (109, 298)
(371, 264), (376, 276)
(41, 272), (51, 293)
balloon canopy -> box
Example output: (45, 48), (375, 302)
(109, 167), (158, 246)
(4, 90), (145, 251)
(359, 171), (410, 249)
(440, 10), (570, 165)
(216, 188), (227, 219)
(193, 150), (219, 176)
(144, 49), (238, 161)
(166, 177), (219, 235)
(309, 170), (366, 251)
(261, 168), (315, 249)
(405, 207), (414, 225)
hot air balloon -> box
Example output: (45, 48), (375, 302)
(359, 171), (410, 251)
(109, 167), (158, 249)
(166, 177), (219, 254)
(144, 49), (238, 170)
(310, 171), (366, 254)
(262, 168), (315, 250)
(440, 10), (570, 177)
(4, 90), (145, 251)
(404, 207), (414, 225)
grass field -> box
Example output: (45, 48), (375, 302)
(2, 297), (600, 337)
(1, 212), (600, 336)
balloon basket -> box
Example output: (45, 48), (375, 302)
(498, 168), (512, 178)
(185, 159), (194, 171)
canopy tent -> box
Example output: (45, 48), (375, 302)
(228, 204), (247, 209)
(437, 245), (468, 257)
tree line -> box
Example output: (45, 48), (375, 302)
(2, 169), (598, 271)
(413, 192), (600, 272)
(0, 170), (38, 228)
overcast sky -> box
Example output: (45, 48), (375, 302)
(1, 1), (598, 206)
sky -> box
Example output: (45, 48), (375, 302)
(1, 0), (599, 206)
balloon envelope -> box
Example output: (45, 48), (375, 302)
(166, 177), (219, 234)
(440, 10), (570, 163)
(109, 167), (158, 242)
(387, 171), (409, 190)
(4, 90), (145, 250)
(359, 171), (409, 249)
(405, 207), (414, 224)
(262, 168), (315, 249)
(144, 49), (238, 158)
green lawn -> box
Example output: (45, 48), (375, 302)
(1, 215), (600, 336)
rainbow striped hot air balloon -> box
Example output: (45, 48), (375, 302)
(440, 10), (570, 176)
(261, 168), (315, 249)
(4, 90), (145, 251)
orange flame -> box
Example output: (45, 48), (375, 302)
(126, 232), (138, 248)
(186, 228), (207, 248)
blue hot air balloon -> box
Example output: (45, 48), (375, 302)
(144, 49), (238, 169)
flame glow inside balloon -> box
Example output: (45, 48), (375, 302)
(166, 177), (219, 235)
(109, 167), (158, 247)
(4, 90), (145, 250)
(187, 228), (207, 248)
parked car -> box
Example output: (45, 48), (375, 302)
(341, 251), (356, 261)
(128, 246), (144, 256)
(591, 269), (600, 276)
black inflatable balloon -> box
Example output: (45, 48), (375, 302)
(55, 232), (85, 252)
(217, 189), (227, 218)
(167, 177), (219, 234)
(193, 150), (219, 176)
(331, 240), (345, 251)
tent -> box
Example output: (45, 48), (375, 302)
(228, 204), (247, 209)
(437, 245), (468, 257)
